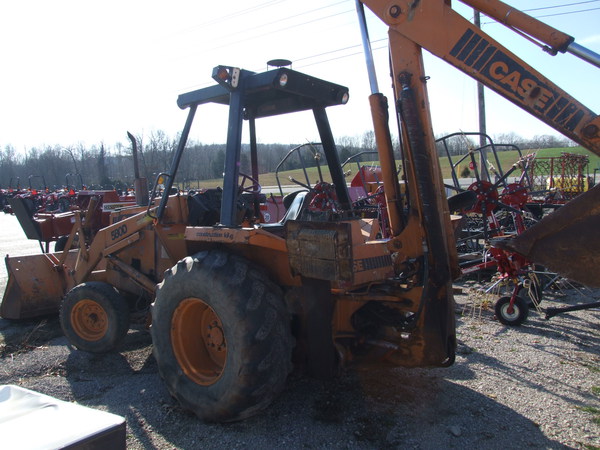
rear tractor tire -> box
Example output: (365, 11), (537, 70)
(151, 250), (293, 423)
(60, 282), (130, 353)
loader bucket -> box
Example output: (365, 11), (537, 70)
(494, 183), (600, 287)
(1, 252), (76, 319)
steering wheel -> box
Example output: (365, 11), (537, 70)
(238, 172), (262, 194)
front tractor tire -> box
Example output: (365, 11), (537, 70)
(60, 282), (130, 353)
(151, 250), (293, 423)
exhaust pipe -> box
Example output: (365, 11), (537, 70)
(127, 132), (149, 207)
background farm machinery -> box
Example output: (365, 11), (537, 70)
(1, 175), (61, 215)
(527, 152), (592, 215)
(436, 132), (597, 324)
(4, 134), (146, 253)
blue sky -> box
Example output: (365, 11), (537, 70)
(1, 0), (599, 151)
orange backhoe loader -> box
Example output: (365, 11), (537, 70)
(1, 64), (458, 422)
(1, 0), (598, 423)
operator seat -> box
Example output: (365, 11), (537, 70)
(260, 190), (308, 233)
(280, 190), (308, 222)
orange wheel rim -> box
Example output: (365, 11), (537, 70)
(71, 299), (108, 341)
(171, 297), (227, 386)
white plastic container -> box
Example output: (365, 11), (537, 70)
(0, 385), (125, 449)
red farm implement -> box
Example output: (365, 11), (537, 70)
(526, 152), (592, 218)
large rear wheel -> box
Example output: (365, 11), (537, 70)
(151, 250), (293, 422)
(60, 282), (130, 353)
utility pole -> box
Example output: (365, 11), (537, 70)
(474, 10), (488, 181)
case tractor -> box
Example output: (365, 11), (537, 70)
(1, 0), (600, 422)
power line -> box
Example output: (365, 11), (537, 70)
(481, 2), (600, 24)
(171, 0), (349, 38)
(294, 44), (388, 71)
(170, 2), (356, 63)
(293, 38), (386, 64)
(179, 1), (597, 91)
(533, 6), (600, 18)
(183, 0), (288, 29)
(202, 8), (355, 54)
(524, 0), (600, 12)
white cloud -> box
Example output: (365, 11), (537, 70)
(579, 34), (600, 47)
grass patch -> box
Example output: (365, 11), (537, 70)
(579, 406), (600, 415)
(187, 145), (599, 190)
(583, 364), (600, 373)
(577, 405), (600, 426)
(438, 146), (599, 180)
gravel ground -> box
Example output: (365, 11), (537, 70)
(1, 278), (599, 449)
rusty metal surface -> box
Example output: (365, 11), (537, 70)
(286, 221), (353, 282)
(494, 183), (600, 287)
(1, 251), (76, 319)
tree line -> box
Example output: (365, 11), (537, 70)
(0, 130), (572, 192)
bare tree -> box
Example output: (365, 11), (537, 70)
(63, 146), (80, 176)
(361, 130), (376, 151)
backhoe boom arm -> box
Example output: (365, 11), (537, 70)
(361, 0), (600, 155)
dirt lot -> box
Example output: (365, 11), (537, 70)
(1, 214), (600, 449)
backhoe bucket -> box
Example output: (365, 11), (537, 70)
(1, 252), (76, 319)
(494, 184), (600, 287)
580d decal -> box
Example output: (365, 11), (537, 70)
(450, 28), (587, 133)
(111, 224), (128, 241)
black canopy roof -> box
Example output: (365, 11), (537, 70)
(177, 67), (349, 119)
